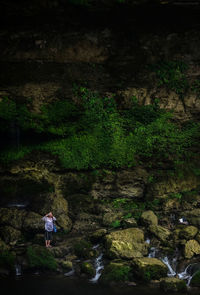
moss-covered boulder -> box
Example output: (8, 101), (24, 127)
(100, 262), (131, 284)
(26, 245), (58, 271)
(0, 225), (22, 245)
(73, 239), (94, 259)
(184, 239), (200, 259)
(181, 209), (200, 226)
(0, 208), (26, 229)
(160, 277), (187, 292)
(149, 225), (171, 243)
(105, 228), (147, 259)
(179, 226), (198, 240)
(140, 211), (158, 226)
(60, 260), (73, 271)
(132, 257), (168, 281)
(56, 215), (72, 231)
(23, 211), (43, 232)
(81, 261), (95, 277)
(89, 229), (107, 243)
(191, 270), (200, 287)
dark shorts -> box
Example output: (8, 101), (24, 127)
(45, 230), (53, 241)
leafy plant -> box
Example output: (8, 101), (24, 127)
(110, 220), (121, 228)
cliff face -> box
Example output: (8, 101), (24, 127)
(1, 1), (200, 284)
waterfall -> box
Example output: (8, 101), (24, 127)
(90, 253), (104, 283)
(161, 256), (176, 277)
(15, 264), (22, 276)
(145, 238), (150, 244)
(64, 269), (75, 277)
(178, 263), (200, 287)
(148, 247), (157, 258)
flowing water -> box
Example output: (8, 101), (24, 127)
(90, 253), (104, 283)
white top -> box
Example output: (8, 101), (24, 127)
(42, 216), (56, 232)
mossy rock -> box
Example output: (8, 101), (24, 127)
(184, 239), (200, 259)
(149, 225), (171, 243)
(73, 239), (94, 259)
(140, 210), (158, 226)
(26, 245), (57, 271)
(122, 218), (137, 228)
(132, 257), (168, 281)
(0, 208), (26, 229)
(60, 260), (73, 271)
(105, 228), (147, 259)
(0, 239), (15, 270)
(191, 270), (200, 287)
(56, 214), (72, 231)
(23, 211), (43, 232)
(81, 261), (95, 277)
(100, 262), (131, 284)
(160, 277), (187, 292)
(0, 225), (22, 245)
(102, 212), (123, 227)
(179, 226), (198, 240)
(89, 229), (107, 243)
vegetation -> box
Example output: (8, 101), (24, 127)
(101, 263), (131, 283)
(0, 250), (15, 269)
(73, 239), (94, 258)
(27, 245), (57, 271)
(0, 86), (200, 170)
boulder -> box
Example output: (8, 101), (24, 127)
(105, 228), (148, 259)
(181, 209), (200, 226)
(160, 277), (187, 292)
(56, 215), (72, 231)
(0, 208), (26, 229)
(184, 239), (200, 259)
(23, 211), (44, 232)
(149, 225), (171, 243)
(59, 260), (73, 271)
(102, 212), (123, 227)
(89, 229), (107, 243)
(191, 270), (200, 287)
(123, 218), (137, 228)
(0, 226), (22, 245)
(100, 262), (131, 284)
(132, 257), (168, 281)
(140, 211), (158, 226)
(179, 226), (198, 240)
(81, 261), (95, 277)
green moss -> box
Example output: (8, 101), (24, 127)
(191, 271), (200, 287)
(0, 250), (15, 269)
(27, 245), (57, 271)
(101, 262), (131, 283)
(81, 261), (95, 277)
(74, 240), (94, 258)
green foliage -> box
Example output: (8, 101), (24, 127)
(0, 88), (200, 170)
(191, 271), (200, 287)
(150, 60), (189, 97)
(191, 79), (200, 97)
(110, 220), (121, 228)
(27, 245), (57, 271)
(169, 193), (182, 200)
(0, 250), (15, 269)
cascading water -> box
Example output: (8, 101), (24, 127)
(161, 257), (176, 277)
(90, 252), (104, 283)
(15, 264), (22, 276)
(148, 247), (157, 258)
(178, 263), (200, 287)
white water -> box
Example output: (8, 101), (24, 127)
(90, 253), (104, 283)
(145, 238), (150, 244)
(161, 257), (176, 277)
(64, 269), (75, 277)
(148, 247), (156, 258)
(178, 263), (199, 287)
(15, 264), (22, 276)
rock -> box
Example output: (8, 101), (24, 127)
(181, 209), (200, 226)
(132, 257), (168, 281)
(81, 261), (95, 277)
(100, 262), (131, 284)
(160, 277), (187, 292)
(184, 239), (200, 259)
(162, 199), (180, 211)
(179, 226), (198, 240)
(0, 208), (26, 229)
(0, 226), (22, 245)
(89, 229), (107, 243)
(195, 232), (200, 244)
(23, 211), (43, 232)
(105, 228), (147, 259)
(140, 210), (158, 226)
(60, 260), (73, 271)
(149, 225), (171, 243)
(102, 212), (123, 227)
(56, 215), (72, 231)
(191, 270), (200, 287)
(122, 218), (137, 228)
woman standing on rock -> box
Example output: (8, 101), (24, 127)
(42, 212), (56, 248)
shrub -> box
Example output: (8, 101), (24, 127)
(27, 245), (57, 271)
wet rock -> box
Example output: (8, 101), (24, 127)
(59, 260), (73, 271)
(140, 210), (158, 226)
(179, 225), (198, 240)
(105, 228), (147, 259)
(132, 257), (168, 281)
(122, 218), (137, 228)
(190, 270), (200, 287)
(149, 225), (171, 243)
(89, 228), (107, 243)
(184, 239), (200, 259)
(160, 277), (187, 292)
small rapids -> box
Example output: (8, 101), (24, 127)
(161, 256), (176, 277)
(15, 264), (22, 276)
(90, 246), (104, 284)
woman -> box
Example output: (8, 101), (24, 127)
(42, 212), (56, 248)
